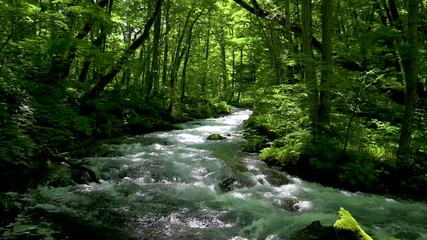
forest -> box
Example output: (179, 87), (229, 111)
(1, 0), (426, 239)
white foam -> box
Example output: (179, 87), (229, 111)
(231, 192), (252, 200)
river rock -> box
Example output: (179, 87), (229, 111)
(288, 220), (336, 240)
(218, 172), (255, 192)
(334, 208), (373, 240)
(272, 197), (301, 212)
(206, 134), (227, 140)
(263, 168), (290, 186)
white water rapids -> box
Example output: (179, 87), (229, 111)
(1, 109), (426, 239)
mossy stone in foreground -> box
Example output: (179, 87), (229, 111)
(334, 207), (373, 240)
(288, 220), (336, 240)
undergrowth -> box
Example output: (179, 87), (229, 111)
(242, 83), (427, 199)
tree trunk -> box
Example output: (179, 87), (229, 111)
(257, 19), (283, 84)
(48, 0), (113, 82)
(233, 0), (364, 72)
(285, 0), (296, 83)
(397, 0), (419, 161)
(230, 47), (236, 102)
(319, 0), (333, 125)
(78, 59), (91, 82)
(167, 9), (193, 113)
(237, 48), (244, 103)
(180, 9), (204, 103)
(81, 0), (163, 102)
(301, 0), (319, 136)
(220, 34), (228, 99)
(201, 15), (211, 95)
(161, 0), (171, 90)
(146, 1), (162, 101)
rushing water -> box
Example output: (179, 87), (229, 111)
(2, 109), (427, 240)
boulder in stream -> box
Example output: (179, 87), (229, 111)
(263, 168), (290, 187)
(288, 220), (336, 240)
(334, 207), (373, 240)
(288, 208), (374, 240)
(218, 171), (255, 193)
(272, 197), (301, 212)
(206, 134), (227, 140)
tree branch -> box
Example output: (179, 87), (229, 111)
(233, 0), (364, 71)
(81, 0), (163, 102)
(48, 0), (114, 82)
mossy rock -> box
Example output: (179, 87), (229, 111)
(334, 207), (373, 240)
(263, 168), (290, 187)
(217, 172), (255, 193)
(288, 220), (336, 240)
(207, 134), (227, 140)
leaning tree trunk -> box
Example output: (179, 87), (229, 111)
(397, 0), (419, 161)
(48, 0), (112, 83)
(81, 0), (163, 102)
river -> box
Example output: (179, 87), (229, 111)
(1, 109), (426, 239)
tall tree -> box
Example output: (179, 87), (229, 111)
(167, 8), (193, 112)
(232, 0), (364, 72)
(81, 0), (163, 102)
(48, 0), (112, 83)
(397, 0), (419, 160)
(201, 14), (211, 95)
(319, 0), (334, 124)
(284, 0), (295, 83)
(161, 0), (171, 91)
(146, 0), (162, 100)
(180, 8), (205, 103)
(301, 0), (319, 136)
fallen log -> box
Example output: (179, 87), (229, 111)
(45, 147), (100, 184)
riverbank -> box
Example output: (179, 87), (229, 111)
(0, 99), (232, 226)
(239, 84), (427, 201)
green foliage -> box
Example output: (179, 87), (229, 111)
(28, 102), (92, 149)
(177, 98), (232, 121)
(338, 157), (378, 189)
(242, 76), (427, 197)
(212, 101), (232, 114)
(0, 0), (424, 203)
(0, 195), (21, 215)
(243, 84), (311, 161)
(243, 135), (268, 153)
(126, 115), (154, 133)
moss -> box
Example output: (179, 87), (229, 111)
(207, 134), (227, 140)
(334, 207), (373, 240)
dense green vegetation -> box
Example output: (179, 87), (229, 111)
(1, 0), (427, 237)
(233, 0), (427, 199)
(241, 83), (426, 199)
(0, 0), (236, 192)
